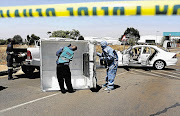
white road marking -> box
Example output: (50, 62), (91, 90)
(175, 69), (180, 71)
(131, 69), (164, 78)
(171, 72), (180, 75)
(131, 69), (180, 79)
(0, 93), (59, 114)
(151, 70), (180, 79)
(157, 70), (180, 76)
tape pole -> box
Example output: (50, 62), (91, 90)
(0, 0), (180, 18)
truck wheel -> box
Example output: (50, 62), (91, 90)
(153, 60), (165, 70)
(22, 65), (35, 75)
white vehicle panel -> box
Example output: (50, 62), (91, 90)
(40, 40), (97, 91)
(27, 47), (40, 59)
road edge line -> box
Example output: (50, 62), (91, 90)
(0, 93), (59, 114)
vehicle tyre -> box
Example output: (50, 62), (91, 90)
(153, 60), (165, 70)
(22, 65), (35, 75)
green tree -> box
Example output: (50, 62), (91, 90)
(0, 39), (7, 45)
(120, 27), (140, 45)
(50, 29), (81, 40)
(13, 35), (23, 44)
(27, 34), (40, 45)
(31, 34), (40, 41)
(78, 35), (84, 40)
(51, 30), (67, 38)
(69, 29), (80, 39)
(27, 35), (30, 41)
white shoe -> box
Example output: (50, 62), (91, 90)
(104, 88), (114, 91)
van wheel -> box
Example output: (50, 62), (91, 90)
(22, 65), (35, 75)
(153, 60), (165, 70)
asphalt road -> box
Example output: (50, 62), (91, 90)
(0, 60), (180, 116)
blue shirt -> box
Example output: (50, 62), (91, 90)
(56, 47), (73, 65)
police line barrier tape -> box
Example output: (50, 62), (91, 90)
(0, 0), (180, 18)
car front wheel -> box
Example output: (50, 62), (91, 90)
(153, 60), (165, 70)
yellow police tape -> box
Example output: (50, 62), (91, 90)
(0, 0), (180, 18)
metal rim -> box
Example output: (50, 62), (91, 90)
(155, 60), (165, 70)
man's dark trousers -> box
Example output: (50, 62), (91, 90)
(7, 54), (13, 80)
(56, 64), (73, 92)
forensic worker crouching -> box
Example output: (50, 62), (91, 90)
(97, 41), (118, 91)
(56, 45), (77, 94)
(6, 38), (15, 80)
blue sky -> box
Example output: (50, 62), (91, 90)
(0, 0), (180, 39)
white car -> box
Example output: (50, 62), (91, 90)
(116, 45), (178, 70)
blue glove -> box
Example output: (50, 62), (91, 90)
(67, 44), (71, 47)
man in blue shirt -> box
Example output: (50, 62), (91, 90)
(97, 41), (118, 91)
(56, 45), (77, 94)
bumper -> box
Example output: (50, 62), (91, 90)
(23, 59), (40, 67)
(165, 58), (178, 66)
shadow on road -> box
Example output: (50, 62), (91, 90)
(0, 70), (18, 76)
(118, 66), (176, 71)
(0, 86), (8, 91)
(114, 84), (121, 89)
(90, 84), (120, 92)
(150, 102), (180, 116)
(90, 85), (102, 92)
(162, 68), (176, 71)
(14, 72), (40, 79)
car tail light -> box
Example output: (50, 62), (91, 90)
(27, 50), (32, 60)
(172, 54), (177, 58)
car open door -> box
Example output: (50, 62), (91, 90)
(122, 54), (130, 65)
(122, 48), (131, 65)
(138, 47), (151, 65)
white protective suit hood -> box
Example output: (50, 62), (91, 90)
(100, 41), (108, 48)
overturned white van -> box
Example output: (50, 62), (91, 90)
(40, 39), (97, 91)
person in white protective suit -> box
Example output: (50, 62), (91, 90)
(97, 41), (118, 91)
